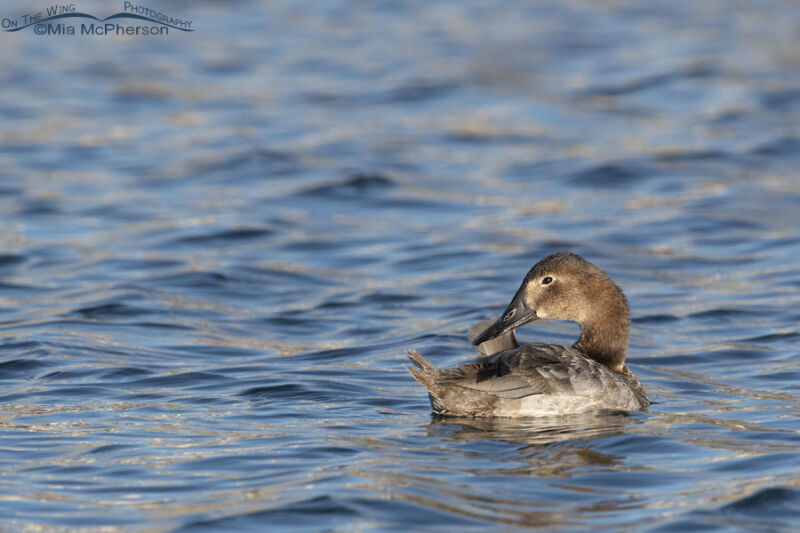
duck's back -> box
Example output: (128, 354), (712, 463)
(408, 343), (649, 417)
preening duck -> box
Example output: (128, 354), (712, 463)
(408, 252), (649, 417)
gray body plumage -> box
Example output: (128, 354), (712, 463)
(408, 344), (648, 417)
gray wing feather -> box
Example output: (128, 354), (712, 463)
(437, 343), (596, 399)
(460, 375), (543, 399)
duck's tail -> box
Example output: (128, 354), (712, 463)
(407, 351), (450, 414)
(406, 350), (440, 391)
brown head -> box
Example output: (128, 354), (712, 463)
(471, 252), (630, 371)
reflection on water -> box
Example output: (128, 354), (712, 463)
(1, 0), (800, 531)
(429, 412), (633, 448)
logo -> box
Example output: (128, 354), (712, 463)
(2, 2), (193, 37)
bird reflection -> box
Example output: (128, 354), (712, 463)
(424, 411), (635, 478)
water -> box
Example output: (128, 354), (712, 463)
(1, 0), (799, 530)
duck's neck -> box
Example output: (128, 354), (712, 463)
(573, 324), (628, 372)
(572, 285), (630, 372)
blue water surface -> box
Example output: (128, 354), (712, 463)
(1, 1), (799, 531)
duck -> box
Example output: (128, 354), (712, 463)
(407, 252), (649, 417)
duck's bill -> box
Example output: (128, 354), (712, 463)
(471, 295), (538, 346)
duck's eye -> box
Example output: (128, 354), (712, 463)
(541, 276), (553, 285)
